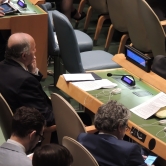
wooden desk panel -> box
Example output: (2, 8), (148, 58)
(57, 75), (103, 114)
(56, 69), (166, 160)
(0, 17), (10, 29)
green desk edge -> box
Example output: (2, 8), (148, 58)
(88, 69), (166, 142)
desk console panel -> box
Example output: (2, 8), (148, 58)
(130, 127), (146, 143)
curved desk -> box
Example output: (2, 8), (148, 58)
(57, 54), (166, 160)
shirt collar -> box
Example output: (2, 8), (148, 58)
(7, 139), (26, 153)
(99, 131), (118, 139)
(12, 58), (28, 71)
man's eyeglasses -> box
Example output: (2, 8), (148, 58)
(36, 133), (44, 142)
(125, 124), (131, 131)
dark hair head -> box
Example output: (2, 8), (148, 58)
(94, 100), (130, 133)
(12, 106), (45, 138)
(32, 144), (73, 166)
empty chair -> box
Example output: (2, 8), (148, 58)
(51, 93), (87, 144)
(39, 4), (93, 83)
(122, 0), (151, 55)
(39, 4), (93, 56)
(104, 0), (128, 53)
(83, 0), (109, 45)
(52, 10), (120, 77)
(137, 0), (166, 56)
(62, 136), (99, 166)
(0, 93), (13, 140)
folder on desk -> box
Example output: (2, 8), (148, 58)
(72, 79), (117, 91)
(63, 73), (95, 82)
(130, 92), (166, 119)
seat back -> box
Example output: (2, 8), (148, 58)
(62, 136), (99, 166)
(88, 0), (108, 14)
(137, 0), (166, 56)
(52, 10), (85, 73)
(51, 93), (86, 144)
(0, 94), (13, 140)
(122, 0), (151, 53)
(106, 0), (127, 32)
(39, 4), (59, 56)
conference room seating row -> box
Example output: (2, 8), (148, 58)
(0, 91), (99, 166)
(76, 0), (166, 57)
(43, 0), (166, 86)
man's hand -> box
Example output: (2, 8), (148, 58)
(0, 0), (11, 16)
(0, 0), (9, 4)
(0, 0), (6, 17)
(142, 155), (147, 160)
(142, 155), (155, 166)
(0, 7), (4, 17)
(28, 59), (38, 74)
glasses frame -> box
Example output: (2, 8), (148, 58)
(125, 124), (131, 131)
(36, 133), (45, 142)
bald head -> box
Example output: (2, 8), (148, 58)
(5, 33), (36, 66)
(7, 33), (33, 48)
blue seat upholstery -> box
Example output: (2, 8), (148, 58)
(39, 4), (93, 56)
(52, 10), (120, 74)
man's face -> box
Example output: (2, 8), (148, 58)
(26, 38), (36, 66)
(28, 127), (44, 152)
(118, 121), (129, 140)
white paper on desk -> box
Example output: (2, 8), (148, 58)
(130, 92), (166, 119)
(63, 73), (95, 82)
(72, 79), (117, 91)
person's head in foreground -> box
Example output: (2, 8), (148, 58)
(11, 106), (45, 153)
(32, 144), (73, 166)
(5, 32), (36, 68)
(94, 100), (130, 140)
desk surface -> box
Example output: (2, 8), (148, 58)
(57, 68), (166, 159)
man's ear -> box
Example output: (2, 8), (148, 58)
(117, 123), (124, 133)
(29, 130), (36, 141)
(21, 53), (26, 60)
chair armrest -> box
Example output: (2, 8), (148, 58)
(85, 125), (98, 133)
(160, 20), (166, 26)
(44, 125), (56, 133)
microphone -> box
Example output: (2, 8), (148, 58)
(107, 73), (125, 77)
(107, 73), (136, 86)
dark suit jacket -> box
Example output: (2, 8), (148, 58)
(0, 142), (32, 166)
(77, 133), (147, 166)
(0, 59), (54, 126)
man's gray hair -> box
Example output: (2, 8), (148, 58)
(5, 39), (30, 59)
(94, 100), (130, 133)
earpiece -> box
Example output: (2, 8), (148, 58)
(111, 88), (121, 94)
(159, 119), (166, 125)
(164, 127), (166, 132)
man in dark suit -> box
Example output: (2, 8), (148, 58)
(0, 33), (54, 127)
(77, 100), (147, 166)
